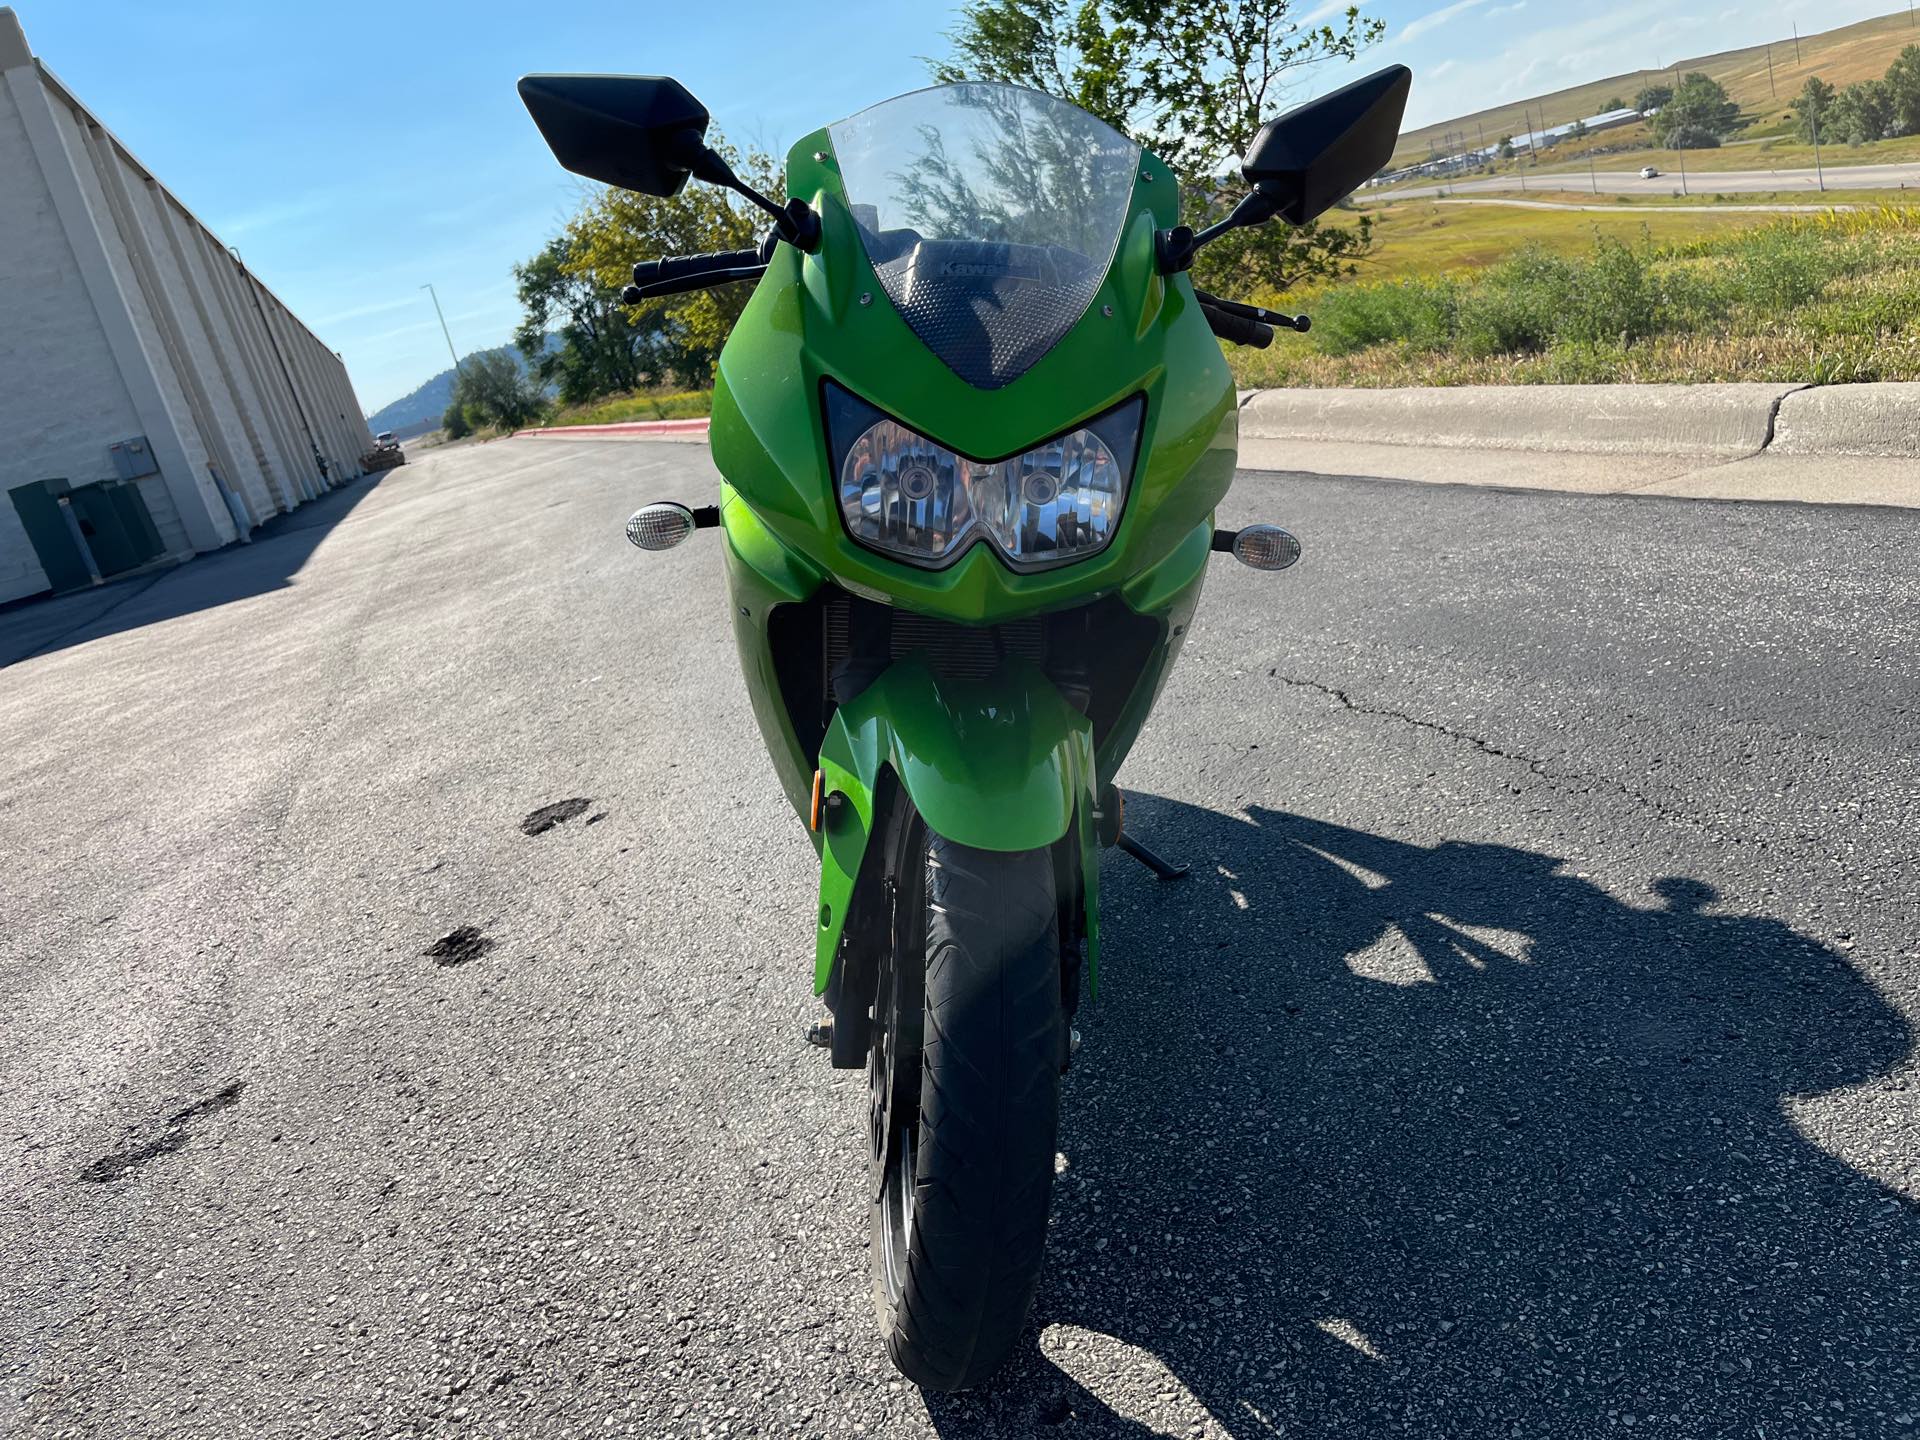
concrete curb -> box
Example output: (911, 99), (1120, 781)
(1771, 383), (1920, 457)
(1239, 383), (1811, 459)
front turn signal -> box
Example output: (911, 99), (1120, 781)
(625, 501), (721, 551)
(1211, 524), (1302, 571)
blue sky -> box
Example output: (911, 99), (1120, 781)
(16, 0), (1907, 412)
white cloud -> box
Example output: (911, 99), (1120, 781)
(1396, 0), (1493, 46)
(1295, 0), (1362, 23)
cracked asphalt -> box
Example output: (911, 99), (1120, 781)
(2, 437), (1917, 1439)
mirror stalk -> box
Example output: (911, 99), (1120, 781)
(673, 128), (821, 252)
(1155, 189), (1280, 274)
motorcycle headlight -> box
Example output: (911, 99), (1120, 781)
(825, 384), (1143, 572)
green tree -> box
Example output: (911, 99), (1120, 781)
(932, 0), (1387, 294)
(1569, 117), (1588, 139)
(1789, 75), (1836, 144)
(441, 398), (472, 440)
(1653, 73), (1739, 147)
(564, 136), (781, 387)
(1885, 44), (1920, 137)
(1498, 135), (1516, 160)
(1830, 78), (1893, 146)
(452, 350), (546, 431)
(1602, 95), (1627, 112)
(513, 235), (667, 404)
(1633, 84), (1673, 114)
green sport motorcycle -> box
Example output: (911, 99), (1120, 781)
(520, 63), (1410, 1390)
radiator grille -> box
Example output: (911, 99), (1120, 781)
(824, 592), (1046, 686)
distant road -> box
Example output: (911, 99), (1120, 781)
(1435, 197), (1859, 215)
(1377, 160), (1920, 201)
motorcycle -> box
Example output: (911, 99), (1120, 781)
(519, 61), (1410, 1390)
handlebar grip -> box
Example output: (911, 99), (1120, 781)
(1201, 303), (1275, 350)
(623, 265), (767, 303)
(633, 248), (764, 285)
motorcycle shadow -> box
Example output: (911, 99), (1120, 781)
(923, 797), (1917, 1437)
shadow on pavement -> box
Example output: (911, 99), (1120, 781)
(0, 471), (388, 669)
(927, 797), (1916, 1437)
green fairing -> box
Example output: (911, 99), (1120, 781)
(811, 656), (1100, 995)
(709, 130), (1238, 626)
(709, 124), (1242, 1001)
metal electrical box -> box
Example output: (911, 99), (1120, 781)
(108, 435), (159, 480)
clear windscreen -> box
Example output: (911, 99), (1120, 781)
(827, 84), (1143, 390)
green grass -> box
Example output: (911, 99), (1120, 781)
(542, 388), (714, 427)
(1231, 206), (1920, 388)
(1335, 198), (1792, 281)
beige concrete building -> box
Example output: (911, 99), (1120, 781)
(0, 6), (371, 605)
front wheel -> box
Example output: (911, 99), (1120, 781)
(869, 825), (1062, 1391)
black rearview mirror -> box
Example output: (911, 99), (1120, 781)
(1242, 65), (1412, 225)
(517, 74), (711, 197)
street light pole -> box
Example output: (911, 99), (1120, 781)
(1811, 111), (1826, 193)
(421, 283), (462, 379)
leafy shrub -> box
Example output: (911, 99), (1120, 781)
(1456, 248), (1569, 356)
(1533, 341), (1633, 384)
(442, 400), (472, 439)
(1558, 237), (1657, 345)
(1310, 277), (1459, 355)
(1655, 263), (1736, 329)
(1802, 287), (1920, 338)
(1727, 228), (1828, 309)
(1663, 125), (1723, 149)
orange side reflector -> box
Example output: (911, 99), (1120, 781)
(810, 770), (824, 832)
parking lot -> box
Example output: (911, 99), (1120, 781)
(3, 437), (1916, 1438)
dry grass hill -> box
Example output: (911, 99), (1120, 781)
(1391, 7), (1920, 167)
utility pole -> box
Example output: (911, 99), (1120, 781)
(1590, 151), (1599, 194)
(421, 284), (462, 379)
(1811, 110), (1826, 193)
(1766, 43), (1776, 99)
(1792, 23), (1801, 66)
(1676, 139), (1688, 197)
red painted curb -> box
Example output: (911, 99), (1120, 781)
(513, 417), (711, 439)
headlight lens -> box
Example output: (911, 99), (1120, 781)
(828, 385), (1143, 571)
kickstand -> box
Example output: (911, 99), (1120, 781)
(1117, 832), (1191, 882)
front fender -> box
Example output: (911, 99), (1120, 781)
(813, 655), (1100, 993)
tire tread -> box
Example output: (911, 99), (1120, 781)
(880, 834), (1061, 1391)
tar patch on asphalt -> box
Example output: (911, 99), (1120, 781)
(425, 926), (494, 967)
(520, 797), (592, 835)
(79, 1080), (246, 1184)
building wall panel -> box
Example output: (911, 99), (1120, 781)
(0, 71), (143, 601)
(1, 11), (375, 607)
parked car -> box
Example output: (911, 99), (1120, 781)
(1640, 166), (1660, 179)
(362, 431), (407, 472)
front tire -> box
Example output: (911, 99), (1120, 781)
(870, 826), (1062, 1391)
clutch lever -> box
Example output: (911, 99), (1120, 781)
(622, 265), (769, 303)
(1193, 289), (1310, 333)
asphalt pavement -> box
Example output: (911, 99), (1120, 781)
(3, 438), (1917, 1438)
(1379, 159), (1920, 201)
